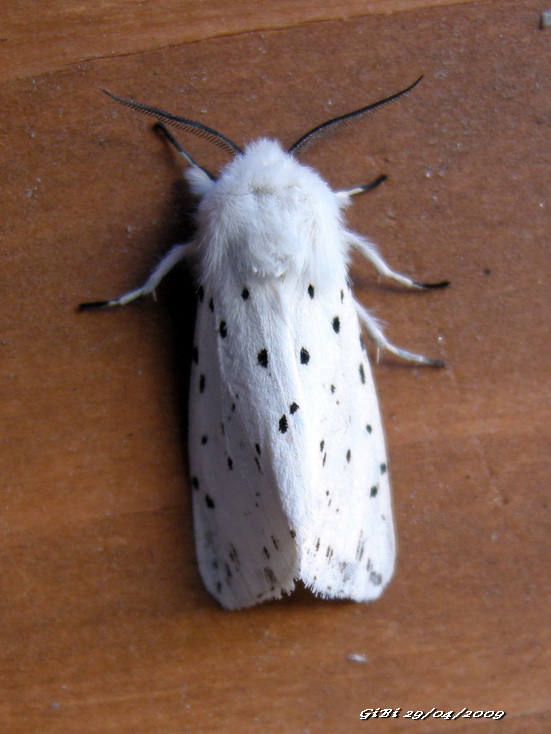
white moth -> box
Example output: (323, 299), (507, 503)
(81, 78), (448, 609)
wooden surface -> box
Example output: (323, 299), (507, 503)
(2, 0), (550, 732)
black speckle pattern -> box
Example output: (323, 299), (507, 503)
(190, 273), (393, 603)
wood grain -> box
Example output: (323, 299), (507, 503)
(2, 0), (499, 83)
(1, 0), (550, 732)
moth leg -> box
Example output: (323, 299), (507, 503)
(336, 174), (387, 202)
(79, 243), (190, 310)
(348, 233), (449, 290)
(154, 123), (215, 181)
(355, 301), (444, 367)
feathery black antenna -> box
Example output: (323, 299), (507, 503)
(289, 76), (423, 155)
(101, 89), (243, 157)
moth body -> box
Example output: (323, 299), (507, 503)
(81, 80), (448, 609)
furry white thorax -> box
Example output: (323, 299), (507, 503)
(186, 139), (349, 291)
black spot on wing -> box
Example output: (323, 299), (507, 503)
(264, 568), (277, 587)
(199, 374), (206, 393)
(241, 288), (250, 300)
(370, 485), (379, 498)
(279, 415), (288, 433)
(332, 316), (340, 333)
(219, 320), (227, 338)
(197, 285), (204, 302)
(366, 424), (372, 433)
(370, 571), (382, 586)
(359, 364), (366, 384)
(208, 298), (214, 312)
(380, 463), (387, 474)
(205, 494), (215, 509)
(300, 348), (310, 365)
(201, 435), (208, 445)
(191, 476), (199, 490)
(257, 349), (268, 368)
(308, 284), (315, 298)
(289, 402), (299, 414)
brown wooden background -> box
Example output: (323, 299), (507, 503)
(1, 1), (549, 732)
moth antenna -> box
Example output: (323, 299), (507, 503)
(288, 76), (423, 156)
(101, 89), (243, 158)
